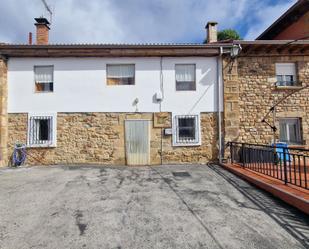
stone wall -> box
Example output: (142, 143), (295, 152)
(7, 112), (218, 166)
(223, 55), (309, 152)
(0, 58), (8, 167)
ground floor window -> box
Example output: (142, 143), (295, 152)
(173, 115), (200, 146)
(279, 118), (302, 144)
(28, 114), (57, 147)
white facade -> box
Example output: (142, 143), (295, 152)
(8, 57), (221, 114)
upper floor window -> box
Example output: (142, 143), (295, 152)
(173, 115), (200, 146)
(28, 114), (57, 147)
(34, 66), (54, 92)
(279, 118), (302, 144)
(175, 64), (196, 91)
(107, 64), (135, 85)
(275, 63), (297, 87)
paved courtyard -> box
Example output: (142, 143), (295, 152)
(0, 164), (308, 249)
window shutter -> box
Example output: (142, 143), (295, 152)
(275, 63), (296, 76)
(107, 65), (135, 78)
(34, 66), (54, 83)
(175, 64), (195, 82)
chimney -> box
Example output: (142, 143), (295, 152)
(34, 17), (50, 45)
(206, 21), (218, 43)
(28, 32), (32, 45)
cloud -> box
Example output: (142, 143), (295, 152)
(244, 0), (295, 40)
(0, 0), (297, 44)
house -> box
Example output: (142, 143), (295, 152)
(257, 0), (309, 40)
(0, 0), (308, 167)
(0, 18), (237, 166)
(223, 0), (309, 154)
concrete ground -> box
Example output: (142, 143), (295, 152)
(0, 164), (308, 249)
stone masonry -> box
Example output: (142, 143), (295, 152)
(223, 55), (309, 155)
(0, 58), (8, 167)
(7, 112), (218, 166)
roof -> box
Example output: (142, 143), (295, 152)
(1, 40), (308, 58)
(233, 40), (309, 55)
(256, 0), (309, 40)
(0, 43), (234, 58)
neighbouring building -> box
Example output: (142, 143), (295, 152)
(257, 0), (309, 40)
(224, 0), (309, 156)
(0, 0), (308, 167)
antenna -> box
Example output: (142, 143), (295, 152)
(40, 0), (53, 24)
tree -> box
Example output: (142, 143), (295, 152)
(217, 29), (242, 41)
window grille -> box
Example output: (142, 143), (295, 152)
(174, 115), (200, 145)
(28, 116), (54, 146)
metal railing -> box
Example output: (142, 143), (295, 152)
(228, 142), (309, 190)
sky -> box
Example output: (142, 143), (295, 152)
(0, 0), (296, 44)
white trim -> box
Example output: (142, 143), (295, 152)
(27, 112), (57, 148)
(172, 113), (201, 147)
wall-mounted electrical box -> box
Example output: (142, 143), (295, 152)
(164, 128), (172, 136)
(155, 92), (163, 101)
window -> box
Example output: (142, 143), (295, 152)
(34, 66), (54, 92)
(107, 64), (135, 85)
(275, 63), (297, 86)
(279, 118), (302, 144)
(173, 115), (200, 146)
(28, 114), (56, 147)
(175, 64), (196, 91)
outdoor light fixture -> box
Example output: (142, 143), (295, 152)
(230, 44), (242, 58)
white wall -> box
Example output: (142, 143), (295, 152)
(8, 57), (220, 114)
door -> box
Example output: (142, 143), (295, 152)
(125, 120), (150, 165)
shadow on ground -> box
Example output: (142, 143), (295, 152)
(207, 163), (309, 248)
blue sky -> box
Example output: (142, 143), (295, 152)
(0, 0), (295, 44)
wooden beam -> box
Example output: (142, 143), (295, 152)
(0, 47), (220, 57)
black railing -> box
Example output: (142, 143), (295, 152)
(228, 142), (309, 190)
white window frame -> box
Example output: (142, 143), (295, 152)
(172, 114), (201, 146)
(106, 64), (135, 86)
(27, 113), (57, 147)
(275, 63), (297, 87)
(279, 118), (302, 145)
(175, 64), (196, 91)
(34, 65), (54, 93)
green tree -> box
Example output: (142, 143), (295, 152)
(217, 29), (242, 41)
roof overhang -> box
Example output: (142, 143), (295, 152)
(234, 40), (309, 56)
(0, 43), (233, 58)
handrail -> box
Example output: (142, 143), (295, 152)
(228, 141), (308, 190)
(228, 141), (309, 152)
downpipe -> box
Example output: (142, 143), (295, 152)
(217, 47), (223, 163)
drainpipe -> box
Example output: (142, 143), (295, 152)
(216, 44), (242, 163)
(217, 47), (224, 163)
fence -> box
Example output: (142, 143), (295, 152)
(228, 142), (309, 190)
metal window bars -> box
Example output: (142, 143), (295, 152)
(29, 116), (53, 146)
(175, 115), (199, 144)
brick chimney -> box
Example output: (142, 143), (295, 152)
(34, 17), (50, 45)
(206, 21), (218, 43)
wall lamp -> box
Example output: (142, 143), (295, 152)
(230, 44), (242, 58)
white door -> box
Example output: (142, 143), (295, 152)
(125, 120), (150, 165)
